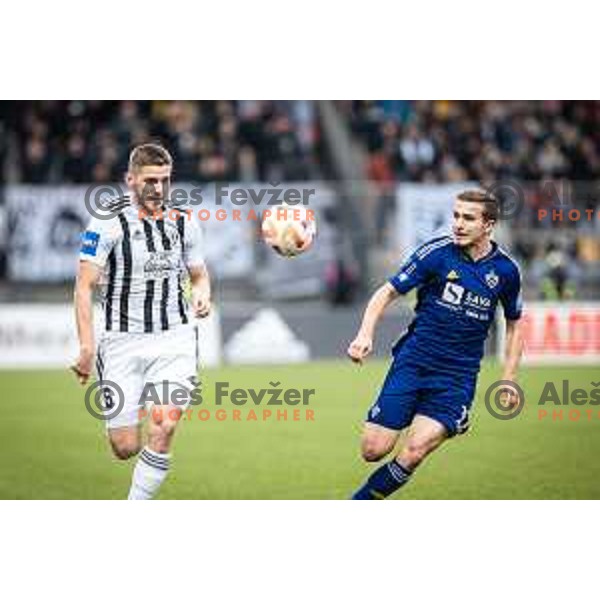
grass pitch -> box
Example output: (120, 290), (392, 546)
(1, 359), (599, 499)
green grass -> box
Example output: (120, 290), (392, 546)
(1, 360), (599, 499)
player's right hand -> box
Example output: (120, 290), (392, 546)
(192, 292), (211, 319)
(70, 347), (94, 385)
(347, 334), (373, 365)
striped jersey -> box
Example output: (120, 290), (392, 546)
(79, 197), (205, 333)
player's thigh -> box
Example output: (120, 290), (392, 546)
(417, 370), (477, 438)
(398, 415), (448, 468)
(361, 422), (401, 462)
(365, 358), (420, 432)
(143, 325), (199, 418)
(97, 335), (146, 432)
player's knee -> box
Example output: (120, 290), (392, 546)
(361, 439), (392, 462)
(111, 441), (141, 461)
(399, 439), (430, 468)
(148, 420), (177, 452)
(362, 449), (386, 462)
(159, 419), (178, 438)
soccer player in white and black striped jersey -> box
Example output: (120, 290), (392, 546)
(72, 143), (211, 500)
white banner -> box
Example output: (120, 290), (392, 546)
(0, 304), (79, 369)
(5, 183), (258, 282)
(498, 303), (600, 364)
(395, 182), (477, 255)
(224, 308), (310, 364)
(6, 185), (93, 282)
(0, 304), (222, 369)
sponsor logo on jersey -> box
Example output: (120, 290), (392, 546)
(446, 269), (460, 281)
(464, 291), (491, 309)
(80, 231), (100, 256)
(442, 283), (492, 313)
(442, 282), (465, 305)
(485, 269), (499, 288)
(144, 252), (177, 277)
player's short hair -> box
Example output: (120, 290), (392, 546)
(128, 143), (173, 172)
(456, 189), (498, 223)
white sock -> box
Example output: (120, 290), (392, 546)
(127, 447), (170, 500)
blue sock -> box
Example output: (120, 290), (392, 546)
(351, 460), (412, 500)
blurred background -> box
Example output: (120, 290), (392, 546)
(0, 100), (599, 365)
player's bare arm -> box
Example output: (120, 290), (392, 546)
(347, 282), (399, 364)
(71, 260), (101, 385)
(189, 263), (212, 318)
(501, 318), (525, 407)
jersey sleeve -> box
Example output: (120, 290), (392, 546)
(183, 216), (205, 270)
(388, 239), (444, 294)
(499, 264), (523, 320)
(79, 217), (121, 267)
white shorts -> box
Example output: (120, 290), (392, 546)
(95, 324), (199, 429)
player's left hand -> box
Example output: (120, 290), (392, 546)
(499, 380), (520, 409)
(192, 292), (211, 318)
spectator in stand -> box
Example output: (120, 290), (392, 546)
(346, 100), (600, 184)
(0, 118), (8, 183)
(343, 101), (600, 246)
(6, 101), (315, 185)
(63, 133), (91, 183)
(21, 135), (52, 183)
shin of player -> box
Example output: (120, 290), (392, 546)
(347, 190), (524, 500)
(72, 143), (211, 500)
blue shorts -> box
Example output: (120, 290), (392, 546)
(366, 357), (478, 437)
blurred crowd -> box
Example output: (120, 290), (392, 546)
(0, 100), (598, 297)
(1, 100), (598, 186)
(0, 101), (318, 184)
(340, 100), (600, 184)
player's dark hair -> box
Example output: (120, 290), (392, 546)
(128, 143), (173, 172)
(457, 189), (498, 223)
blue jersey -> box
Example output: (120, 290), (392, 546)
(388, 235), (522, 374)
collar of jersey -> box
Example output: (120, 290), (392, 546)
(457, 240), (498, 264)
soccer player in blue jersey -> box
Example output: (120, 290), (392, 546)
(348, 189), (524, 500)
